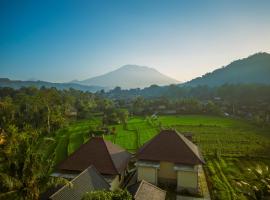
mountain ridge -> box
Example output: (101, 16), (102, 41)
(183, 52), (270, 86)
(72, 65), (179, 89)
(0, 78), (105, 92)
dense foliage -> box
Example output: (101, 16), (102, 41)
(82, 189), (132, 200)
(0, 87), (121, 199)
(0, 126), (67, 200)
(1, 85), (270, 200)
(106, 84), (270, 126)
(0, 87), (129, 134)
(184, 52), (270, 86)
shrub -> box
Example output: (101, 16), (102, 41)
(82, 189), (132, 200)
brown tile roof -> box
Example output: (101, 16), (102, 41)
(58, 137), (131, 175)
(50, 166), (110, 200)
(136, 130), (204, 165)
(127, 180), (166, 200)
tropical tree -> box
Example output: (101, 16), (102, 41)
(0, 125), (67, 200)
(117, 109), (129, 130)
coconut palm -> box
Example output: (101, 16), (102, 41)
(0, 125), (67, 200)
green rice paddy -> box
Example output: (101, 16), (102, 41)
(50, 115), (270, 199)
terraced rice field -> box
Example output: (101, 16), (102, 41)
(50, 115), (270, 199)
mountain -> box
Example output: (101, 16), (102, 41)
(0, 78), (105, 92)
(72, 65), (179, 89)
(184, 52), (270, 86)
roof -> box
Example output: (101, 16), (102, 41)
(50, 166), (110, 200)
(127, 180), (166, 200)
(40, 185), (63, 200)
(58, 137), (131, 175)
(136, 130), (204, 165)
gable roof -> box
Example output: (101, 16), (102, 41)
(50, 166), (110, 200)
(137, 130), (204, 165)
(127, 180), (166, 200)
(58, 137), (131, 175)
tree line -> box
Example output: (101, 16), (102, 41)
(105, 84), (270, 125)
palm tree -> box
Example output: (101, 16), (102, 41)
(0, 125), (67, 200)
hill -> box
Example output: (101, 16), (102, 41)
(0, 78), (105, 92)
(72, 65), (179, 89)
(184, 52), (270, 86)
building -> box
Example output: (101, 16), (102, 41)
(135, 130), (204, 193)
(127, 180), (166, 200)
(54, 137), (131, 190)
(50, 166), (110, 200)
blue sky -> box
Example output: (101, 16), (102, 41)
(1, 0), (270, 82)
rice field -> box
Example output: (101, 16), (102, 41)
(50, 115), (270, 199)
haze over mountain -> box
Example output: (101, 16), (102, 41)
(0, 78), (105, 92)
(184, 52), (270, 87)
(72, 65), (179, 89)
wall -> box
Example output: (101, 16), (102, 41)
(158, 161), (177, 180)
(177, 170), (198, 192)
(109, 175), (120, 191)
(137, 166), (157, 185)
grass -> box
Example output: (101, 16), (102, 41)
(205, 157), (270, 200)
(50, 114), (270, 199)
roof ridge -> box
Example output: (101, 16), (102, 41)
(134, 180), (166, 198)
(101, 138), (119, 174)
(88, 165), (111, 187)
(57, 138), (91, 168)
(137, 129), (204, 165)
(141, 180), (166, 193)
(136, 132), (161, 157)
(176, 131), (204, 164)
(50, 165), (109, 198)
(134, 180), (144, 198)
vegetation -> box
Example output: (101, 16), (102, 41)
(205, 157), (270, 199)
(184, 52), (270, 86)
(1, 86), (270, 199)
(82, 189), (132, 200)
(0, 126), (67, 200)
(106, 84), (270, 127)
(51, 115), (270, 199)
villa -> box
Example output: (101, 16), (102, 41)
(54, 137), (131, 190)
(46, 130), (205, 199)
(136, 129), (205, 193)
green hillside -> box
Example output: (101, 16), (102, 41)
(185, 52), (270, 86)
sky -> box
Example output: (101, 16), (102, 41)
(0, 0), (270, 83)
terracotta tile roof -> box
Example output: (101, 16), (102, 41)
(136, 130), (204, 165)
(127, 180), (166, 200)
(50, 166), (110, 200)
(58, 137), (131, 175)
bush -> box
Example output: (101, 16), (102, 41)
(82, 189), (132, 200)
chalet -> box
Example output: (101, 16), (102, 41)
(54, 137), (131, 190)
(135, 130), (204, 193)
(49, 166), (110, 200)
(127, 180), (166, 200)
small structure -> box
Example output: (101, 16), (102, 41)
(136, 130), (204, 193)
(127, 180), (166, 200)
(55, 137), (131, 190)
(65, 108), (78, 117)
(50, 166), (110, 200)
